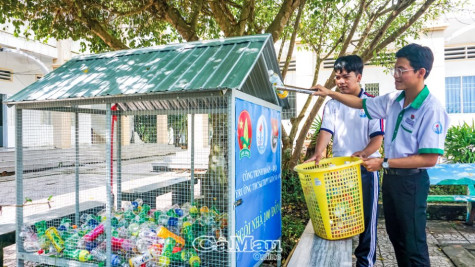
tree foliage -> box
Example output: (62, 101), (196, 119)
(0, 0), (302, 52)
(283, 0), (461, 169)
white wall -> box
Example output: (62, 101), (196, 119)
(445, 58), (475, 126)
(419, 29), (446, 108)
(0, 52), (54, 147)
(0, 25), (83, 148)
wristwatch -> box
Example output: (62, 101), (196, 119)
(382, 158), (389, 169)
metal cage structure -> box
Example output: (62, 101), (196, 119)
(6, 34), (283, 267)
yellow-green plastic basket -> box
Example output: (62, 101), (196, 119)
(294, 156), (365, 240)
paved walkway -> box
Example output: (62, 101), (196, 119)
(3, 219), (474, 266)
(350, 219), (475, 266)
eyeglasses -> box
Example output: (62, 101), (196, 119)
(390, 68), (415, 77)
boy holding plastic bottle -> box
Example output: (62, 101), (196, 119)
(306, 55), (384, 267)
(312, 44), (449, 266)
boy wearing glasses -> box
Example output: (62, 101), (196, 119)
(306, 55), (384, 267)
(312, 44), (449, 266)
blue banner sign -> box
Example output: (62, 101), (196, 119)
(235, 98), (281, 267)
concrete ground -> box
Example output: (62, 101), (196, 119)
(3, 219), (475, 266)
(350, 219), (475, 267)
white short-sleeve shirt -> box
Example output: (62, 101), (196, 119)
(362, 85), (449, 159)
(320, 89), (384, 158)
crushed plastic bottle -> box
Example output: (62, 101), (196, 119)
(20, 225), (40, 252)
(83, 223), (104, 242)
(156, 226), (185, 248)
(63, 249), (93, 262)
(22, 202), (218, 266)
(45, 227), (64, 252)
(91, 242), (122, 266)
(129, 250), (153, 267)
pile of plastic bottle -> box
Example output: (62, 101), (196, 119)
(20, 200), (228, 266)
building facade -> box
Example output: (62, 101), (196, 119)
(0, 24), (79, 148)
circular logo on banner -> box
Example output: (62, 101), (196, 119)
(271, 119), (279, 153)
(256, 115), (268, 154)
(432, 121), (443, 134)
(237, 110), (252, 159)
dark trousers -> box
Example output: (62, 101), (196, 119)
(355, 167), (379, 267)
(382, 170), (430, 267)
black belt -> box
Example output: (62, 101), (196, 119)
(383, 168), (424, 176)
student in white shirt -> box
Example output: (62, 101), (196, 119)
(312, 44), (449, 267)
(306, 55), (384, 267)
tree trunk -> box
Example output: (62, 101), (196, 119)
(203, 114), (228, 212)
(88, 20), (129, 50)
(266, 0), (301, 42)
(281, 0), (306, 79)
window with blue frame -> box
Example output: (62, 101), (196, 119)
(445, 77), (461, 113)
(445, 76), (475, 113)
(463, 76), (475, 113)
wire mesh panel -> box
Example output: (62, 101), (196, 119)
(15, 93), (230, 266)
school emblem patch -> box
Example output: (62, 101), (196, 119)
(256, 115), (268, 155)
(359, 109), (367, 118)
(237, 110), (252, 158)
(432, 121), (443, 134)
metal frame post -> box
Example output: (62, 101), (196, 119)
(105, 104), (112, 267)
(228, 91), (235, 267)
(75, 111), (80, 226)
(117, 113), (122, 210)
(190, 114), (195, 203)
(15, 107), (24, 267)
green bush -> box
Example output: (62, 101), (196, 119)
(444, 121), (475, 163)
(281, 169), (309, 260)
(429, 184), (466, 195)
(429, 121), (474, 196)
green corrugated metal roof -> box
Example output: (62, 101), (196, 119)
(7, 34), (283, 106)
